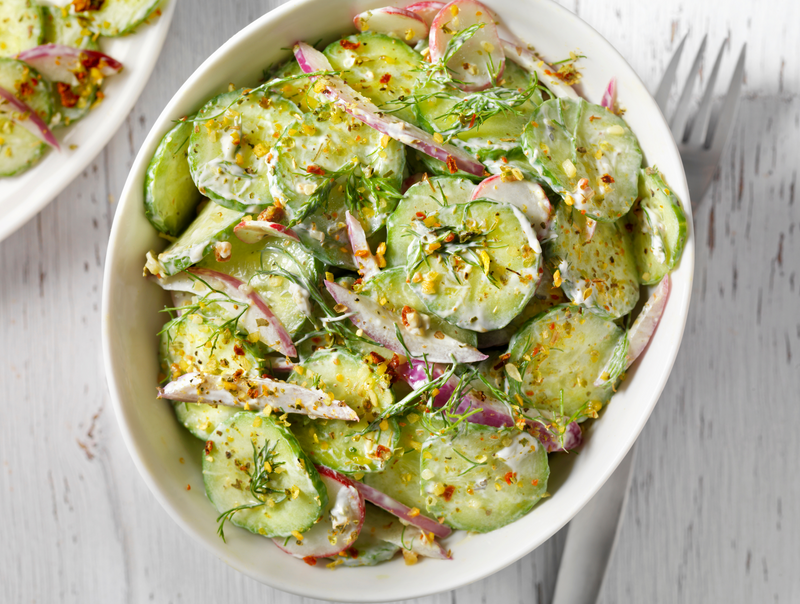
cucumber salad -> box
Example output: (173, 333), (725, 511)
(0, 0), (163, 177)
(143, 0), (686, 568)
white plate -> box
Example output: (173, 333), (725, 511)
(102, 0), (694, 601)
(0, 0), (176, 243)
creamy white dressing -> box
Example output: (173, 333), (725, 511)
(329, 484), (358, 530)
(288, 282), (314, 318)
(494, 432), (539, 474)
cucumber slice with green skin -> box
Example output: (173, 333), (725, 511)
(506, 305), (623, 418)
(358, 267), (478, 347)
(81, 0), (161, 37)
(288, 350), (398, 474)
(0, 58), (52, 176)
(411, 147), (485, 183)
(628, 167), (688, 285)
(334, 504), (400, 567)
(385, 176), (475, 267)
(197, 235), (318, 337)
(545, 203), (639, 319)
(159, 311), (263, 439)
(420, 425), (549, 532)
(324, 33), (424, 124)
(203, 411), (327, 538)
(145, 121), (203, 237)
(157, 200), (244, 276)
(402, 199), (542, 332)
(521, 98), (643, 222)
(363, 413), (429, 511)
(188, 89), (302, 212)
(268, 107), (405, 268)
(267, 59), (322, 114)
(0, 0), (43, 58)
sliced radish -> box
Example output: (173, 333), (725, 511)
(293, 42), (484, 177)
(17, 44), (122, 87)
(428, 0), (505, 91)
(274, 467), (365, 559)
(158, 372), (359, 421)
(345, 211), (380, 279)
(370, 515), (450, 559)
(351, 481), (452, 539)
(500, 40), (580, 100)
(324, 280), (487, 364)
(233, 220), (300, 244)
(595, 275), (671, 386)
(0, 86), (59, 150)
(600, 77), (617, 110)
(154, 268), (296, 357)
(470, 174), (552, 238)
(354, 7), (428, 45)
(404, 1), (445, 26)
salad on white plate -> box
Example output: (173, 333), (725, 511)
(142, 0), (686, 568)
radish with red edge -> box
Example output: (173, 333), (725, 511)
(601, 77), (617, 110)
(274, 466), (365, 559)
(353, 7), (428, 45)
(470, 173), (552, 238)
(154, 267), (296, 357)
(324, 280), (487, 364)
(595, 276), (671, 386)
(351, 480), (452, 539)
(0, 87), (59, 150)
(293, 42), (485, 177)
(233, 220), (300, 244)
(500, 39), (580, 100)
(158, 372), (360, 421)
(345, 211), (380, 279)
(370, 511), (451, 559)
(17, 44), (122, 86)
(404, 1), (445, 26)
(428, 0), (505, 91)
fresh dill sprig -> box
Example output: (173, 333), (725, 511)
(452, 447), (488, 476)
(216, 439), (286, 542)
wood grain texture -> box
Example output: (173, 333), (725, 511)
(1, 0), (797, 602)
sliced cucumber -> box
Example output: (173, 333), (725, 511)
(0, 58), (52, 176)
(545, 203), (639, 319)
(197, 235), (318, 337)
(157, 200), (243, 276)
(420, 425), (549, 532)
(0, 0), (42, 58)
(325, 33), (424, 124)
(268, 107), (405, 268)
(411, 147), (485, 183)
(145, 120), (203, 237)
(398, 198), (542, 332)
(385, 176), (475, 267)
(288, 349), (398, 474)
(628, 167), (688, 284)
(335, 504), (400, 567)
(82, 0), (161, 37)
(358, 267), (478, 347)
(188, 89), (301, 212)
(42, 6), (99, 50)
(203, 411), (327, 538)
(522, 98), (642, 221)
(507, 305), (623, 418)
(267, 59), (322, 114)
(363, 413), (429, 511)
(159, 309), (264, 439)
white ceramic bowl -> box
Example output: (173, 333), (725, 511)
(102, 0), (694, 600)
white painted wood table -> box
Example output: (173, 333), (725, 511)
(2, 0), (798, 602)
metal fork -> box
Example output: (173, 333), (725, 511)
(550, 38), (746, 604)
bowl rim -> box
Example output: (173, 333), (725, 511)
(102, 0), (694, 599)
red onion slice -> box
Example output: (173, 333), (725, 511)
(500, 40), (580, 100)
(233, 219), (300, 244)
(350, 480), (452, 539)
(274, 467), (365, 559)
(429, 0), (505, 92)
(293, 42), (485, 177)
(324, 280), (487, 364)
(158, 372), (359, 421)
(0, 86), (60, 150)
(17, 44), (122, 86)
(354, 7), (428, 45)
(601, 77), (617, 110)
(404, 1), (445, 26)
(154, 267), (296, 357)
(345, 211), (380, 279)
